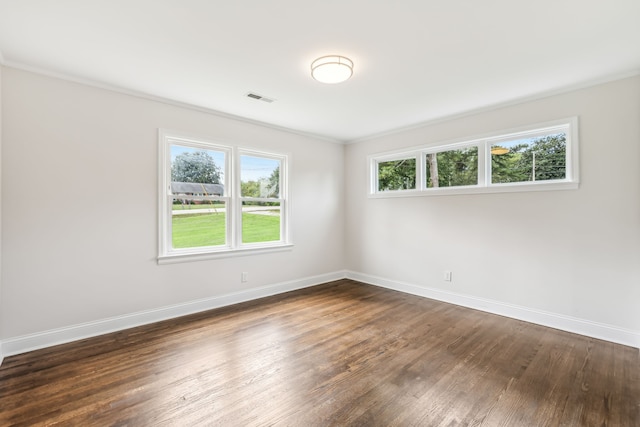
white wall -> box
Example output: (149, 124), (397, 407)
(345, 76), (640, 344)
(0, 68), (344, 343)
(0, 65), (4, 363)
(1, 66), (638, 355)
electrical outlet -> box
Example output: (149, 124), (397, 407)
(444, 271), (452, 282)
(241, 272), (248, 282)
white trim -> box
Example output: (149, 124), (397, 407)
(1, 63), (341, 144)
(157, 243), (294, 264)
(345, 271), (640, 349)
(237, 148), (289, 248)
(369, 117), (579, 198)
(349, 69), (640, 144)
(158, 131), (291, 261)
(369, 180), (579, 198)
(0, 271), (347, 359)
(3, 62), (638, 145)
(371, 155), (419, 193)
(2, 270), (637, 363)
(367, 118), (578, 157)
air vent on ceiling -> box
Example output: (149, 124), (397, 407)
(246, 92), (275, 103)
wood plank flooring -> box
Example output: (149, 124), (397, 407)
(0, 279), (638, 426)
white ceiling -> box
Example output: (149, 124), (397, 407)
(1, 1), (639, 142)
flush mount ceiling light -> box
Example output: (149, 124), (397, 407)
(311, 55), (353, 84)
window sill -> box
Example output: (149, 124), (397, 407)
(158, 243), (294, 265)
(369, 180), (579, 198)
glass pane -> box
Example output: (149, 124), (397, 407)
(242, 201), (281, 244)
(172, 198), (226, 248)
(170, 144), (225, 191)
(377, 158), (416, 191)
(241, 155), (280, 198)
(426, 147), (478, 188)
(491, 132), (566, 184)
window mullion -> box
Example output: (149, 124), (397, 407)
(416, 153), (425, 191)
(232, 148), (241, 249)
(165, 194), (173, 254)
(478, 142), (487, 187)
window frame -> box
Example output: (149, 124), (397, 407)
(237, 149), (288, 247)
(158, 130), (291, 264)
(373, 153), (421, 194)
(424, 142), (483, 190)
(368, 117), (579, 198)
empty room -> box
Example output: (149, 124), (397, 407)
(0, 1), (638, 426)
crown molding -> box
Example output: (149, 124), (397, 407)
(1, 60), (344, 145)
(347, 69), (640, 144)
(2, 56), (638, 146)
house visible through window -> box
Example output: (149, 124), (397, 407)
(158, 131), (290, 262)
(170, 144), (228, 249)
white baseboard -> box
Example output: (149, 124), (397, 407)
(0, 271), (347, 359)
(345, 271), (640, 349)
(2, 269), (637, 364)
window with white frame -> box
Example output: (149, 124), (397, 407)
(370, 118), (579, 197)
(239, 153), (284, 244)
(158, 131), (289, 262)
(426, 145), (479, 188)
(376, 155), (418, 192)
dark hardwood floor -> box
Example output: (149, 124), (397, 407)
(1, 279), (638, 426)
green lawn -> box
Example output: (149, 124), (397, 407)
(241, 213), (280, 243)
(172, 212), (280, 248)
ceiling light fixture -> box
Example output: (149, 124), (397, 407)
(311, 55), (353, 84)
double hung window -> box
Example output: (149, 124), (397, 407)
(158, 131), (289, 262)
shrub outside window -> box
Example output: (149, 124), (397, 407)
(158, 130), (290, 263)
(377, 157), (417, 192)
(426, 146), (478, 188)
